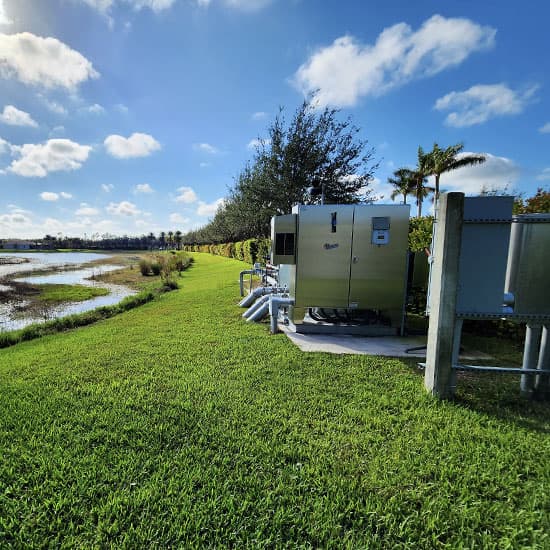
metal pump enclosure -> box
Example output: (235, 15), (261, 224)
(271, 204), (410, 332)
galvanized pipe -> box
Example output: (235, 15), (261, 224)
(269, 296), (294, 334)
(535, 325), (550, 397)
(239, 286), (281, 308)
(242, 294), (271, 319)
(247, 299), (270, 322)
(520, 324), (543, 398)
(239, 270), (255, 297)
(452, 365), (543, 375)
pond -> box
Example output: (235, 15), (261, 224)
(0, 252), (136, 332)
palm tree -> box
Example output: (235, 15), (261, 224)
(174, 230), (182, 250)
(388, 168), (414, 205)
(410, 169), (434, 217)
(148, 232), (155, 251)
(167, 231), (174, 250)
(424, 143), (485, 199)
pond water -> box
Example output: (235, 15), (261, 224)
(0, 251), (111, 278)
(0, 253), (136, 332)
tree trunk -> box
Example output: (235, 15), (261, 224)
(435, 174), (440, 199)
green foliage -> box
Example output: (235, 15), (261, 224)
(37, 284), (109, 304)
(150, 261), (162, 276)
(408, 216), (433, 252)
(242, 239), (257, 264)
(139, 258), (151, 276)
(514, 187), (550, 214)
(181, 99), (378, 244)
(0, 253), (548, 547)
(234, 241), (244, 261)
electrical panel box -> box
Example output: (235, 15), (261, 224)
(271, 204), (410, 330)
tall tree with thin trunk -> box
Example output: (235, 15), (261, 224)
(423, 143), (485, 199)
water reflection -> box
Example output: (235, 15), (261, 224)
(0, 254), (136, 332)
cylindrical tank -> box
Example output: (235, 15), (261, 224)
(505, 214), (550, 315)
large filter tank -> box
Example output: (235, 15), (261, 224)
(505, 214), (550, 315)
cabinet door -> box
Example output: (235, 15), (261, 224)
(294, 205), (354, 307)
(349, 206), (409, 323)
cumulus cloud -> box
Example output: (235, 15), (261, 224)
(193, 142), (219, 154)
(434, 83), (538, 127)
(0, 0), (12, 25)
(169, 212), (190, 224)
(197, 198), (224, 217)
(294, 15), (495, 107)
(0, 105), (38, 127)
(536, 168), (550, 181)
(76, 203), (100, 215)
(101, 183), (114, 192)
(175, 186), (198, 203)
(0, 32), (99, 91)
(0, 211), (32, 226)
(135, 183), (154, 193)
(106, 200), (141, 216)
(49, 125), (66, 137)
(432, 152), (520, 194)
(104, 132), (161, 158)
(252, 111), (267, 120)
(539, 122), (550, 134)
(40, 191), (60, 201)
(41, 97), (68, 116)
(8, 138), (92, 177)
(0, 136), (9, 154)
(60, 192), (72, 199)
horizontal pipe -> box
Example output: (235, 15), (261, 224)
(417, 363), (543, 375)
(247, 301), (270, 322)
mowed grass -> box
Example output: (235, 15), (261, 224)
(1, 254), (549, 548)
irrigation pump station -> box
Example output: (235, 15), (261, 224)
(238, 195), (550, 400)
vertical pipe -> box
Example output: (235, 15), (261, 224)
(520, 324), (542, 399)
(449, 319), (463, 396)
(535, 325), (550, 399)
(424, 192), (465, 399)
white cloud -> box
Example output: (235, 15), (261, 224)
(41, 97), (68, 116)
(0, 212), (32, 226)
(0, 0), (12, 25)
(60, 192), (72, 199)
(49, 125), (65, 137)
(294, 15), (496, 107)
(193, 142), (219, 154)
(197, 198), (224, 217)
(0, 105), (38, 127)
(101, 183), (114, 192)
(135, 183), (154, 193)
(104, 132), (161, 158)
(40, 191), (60, 201)
(8, 138), (92, 177)
(247, 137), (271, 150)
(115, 103), (129, 114)
(252, 111), (267, 120)
(0, 136), (9, 154)
(84, 103), (105, 114)
(106, 200), (141, 216)
(222, 0), (271, 11)
(536, 168), (550, 181)
(539, 122), (550, 134)
(0, 32), (99, 91)
(175, 186), (198, 204)
(434, 84), (538, 127)
(169, 212), (190, 224)
(78, 0), (176, 13)
(76, 203), (100, 215)
(432, 152), (519, 194)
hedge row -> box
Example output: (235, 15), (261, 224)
(183, 238), (271, 265)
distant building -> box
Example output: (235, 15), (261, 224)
(2, 239), (32, 250)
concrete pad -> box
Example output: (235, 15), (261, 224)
(280, 327), (491, 360)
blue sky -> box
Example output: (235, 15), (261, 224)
(0, 0), (549, 238)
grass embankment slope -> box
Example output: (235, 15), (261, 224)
(1, 253), (549, 547)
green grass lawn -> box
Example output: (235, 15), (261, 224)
(1, 253), (549, 548)
(37, 283), (110, 304)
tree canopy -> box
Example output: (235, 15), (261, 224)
(182, 100), (379, 244)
